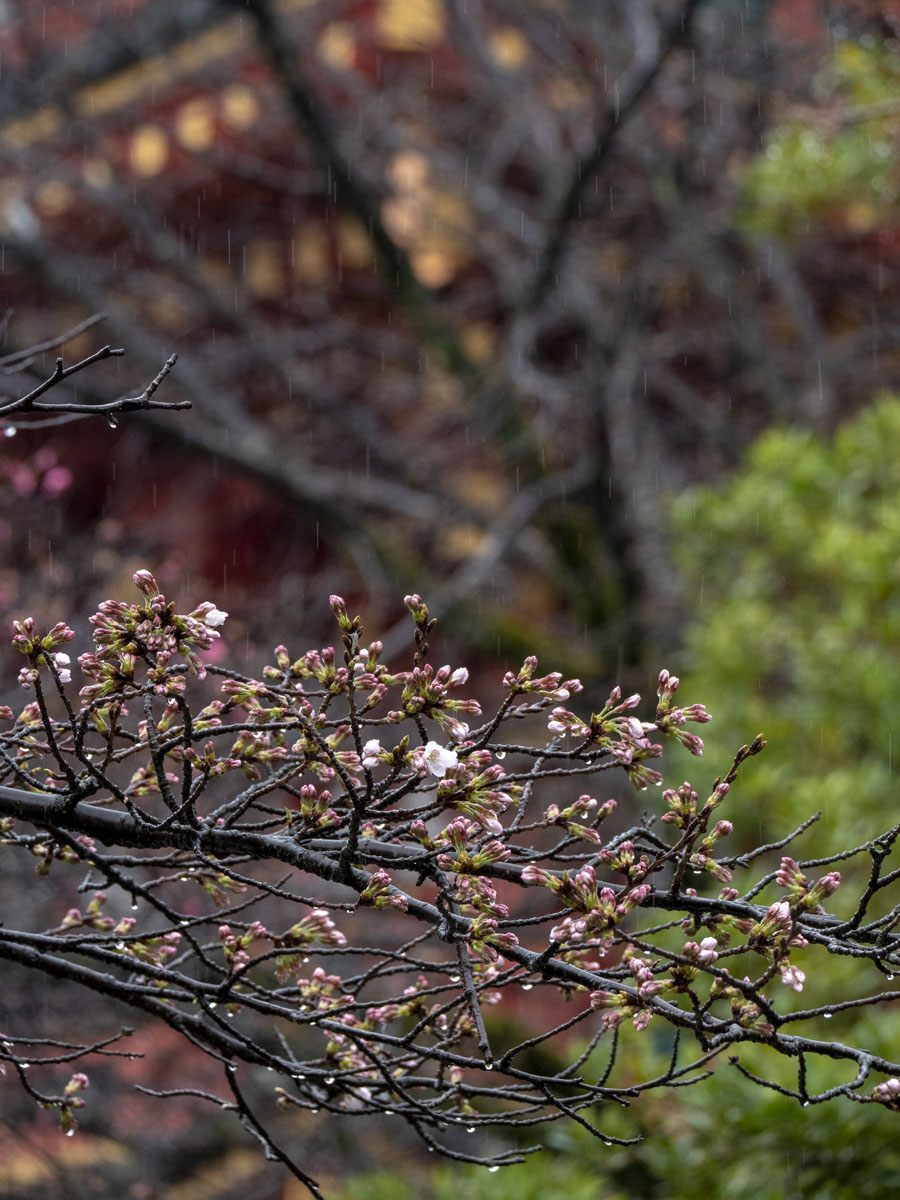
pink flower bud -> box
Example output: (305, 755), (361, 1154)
(132, 570), (160, 598)
(521, 864), (551, 886)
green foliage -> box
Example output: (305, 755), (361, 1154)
(738, 38), (900, 237)
(641, 393), (900, 1192)
(578, 1066), (900, 1199)
(338, 1154), (626, 1200)
(337, 398), (900, 1199)
(670, 392), (900, 851)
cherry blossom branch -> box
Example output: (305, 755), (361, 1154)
(0, 343), (188, 429)
(2, 581), (900, 1182)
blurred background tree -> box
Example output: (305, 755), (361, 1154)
(0, 0), (898, 1195)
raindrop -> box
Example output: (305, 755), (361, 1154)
(488, 1166), (500, 1173)
(521, 982), (533, 991)
(325, 1076), (335, 1085)
(20, 1063), (30, 1070)
(130, 902), (139, 911)
(384, 1108), (394, 1115)
(303, 956), (310, 963)
(209, 1002), (217, 1009)
(824, 1012), (833, 1019)
(449, 975), (460, 983)
(311, 1108), (319, 1114)
(65, 1127), (75, 1137)
(495, 751), (506, 760)
(887, 974), (895, 981)
(802, 1101), (809, 1107)
(179, 920), (189, 927)
(466, 1126), (475, 1133)
(107, 414), (119, 429)
(3, 426), (16, 437)
(484, 1062), (493, 1071)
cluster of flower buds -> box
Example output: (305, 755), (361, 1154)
(465, 913), (519, 963)
(31, 835), (96, 876)
(729, 980), (775, 1037)
(11, 617), (74, 657)
(364, 976), (445, 1031)
(664, 935), (724, 991)
(590, 956), (666, 1032)
(688, 819), (735, 883)
(683, 936), (720, 965)
(403, 593), (430, 625)
(435, 815), (511, 873)
(197, 873), (248, 909)
(654, 669), (712, 756)
(390, 662), (482, 728)
(545, 687), (658, 786)
(124, 762), (179, 798)
(598, 840), (650, 885)
(283, 909), (347, 949)
(543, 794), (616, 844)
(273, 912), (348, 982)
(357, 868), (408, 911)
(12, 617), (75, 690)
(661, 780), (730, 827)
(779, 961), (806, 992)
(182, 739), (242, 779)
(451, 873), (509, 918)
(871, 1078), (900, 1109)
(58, 1073), (90, 1136)
(60, 890), (134, 934)
(503, 655), (582, 702)
(221, 730), (287, 780)
(219, 922), (268, 973)
(522, 862), (652, 930)
(289, 783), (342, 830)
(116, 930), (182, 969)
(73, 571), (228, 700)
(265, 633), (395, 711)
(298, 966), (349, 1013)
(750, 899), (795, 946)
(435, 751), (516, 833)
(588, 988), (630, 1031)
(775, 856), (841, 911)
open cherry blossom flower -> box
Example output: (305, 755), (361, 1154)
(421, 741), (457, 778)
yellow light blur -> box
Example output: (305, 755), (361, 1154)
(319, 23), (356, 70)
(245, 240), (283, 297)
(488, 27), (529, 69)
(175, 97), (216, 151)
(293, 227), (330, 284)
(35, 180), (74, 217)
(376, 0), (445, 51)
(130, 125), (169, 177)
(221, 85), (260, 129)
(82, 158), (113, 189)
